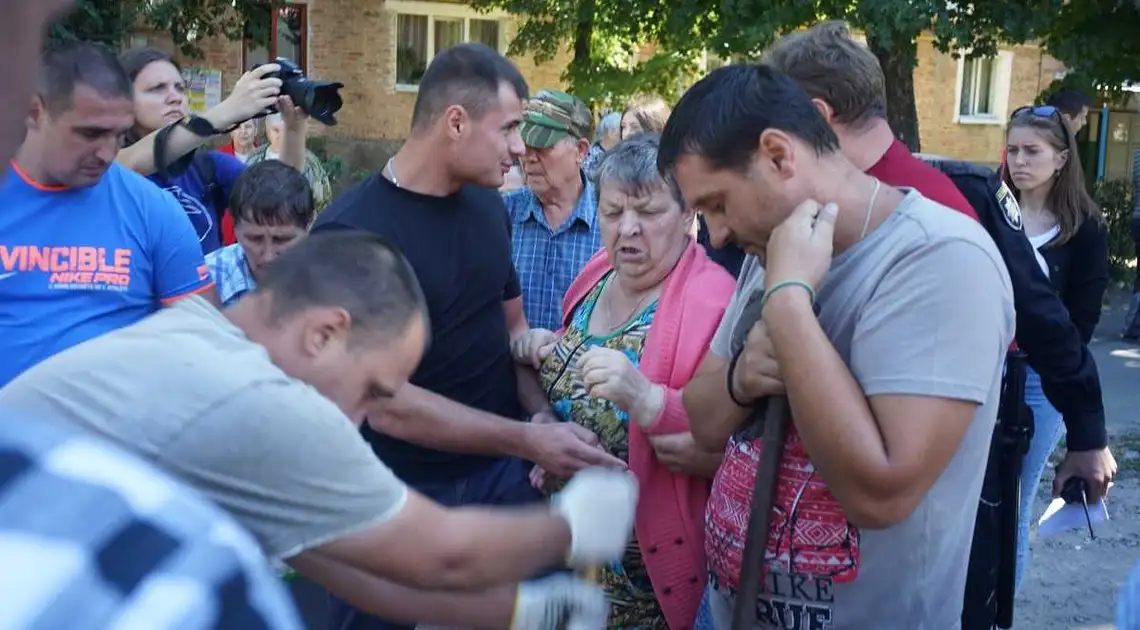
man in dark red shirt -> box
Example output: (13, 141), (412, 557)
(763, 21), (977, 221)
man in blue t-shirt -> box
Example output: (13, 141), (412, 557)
(0, 42), (216, 387)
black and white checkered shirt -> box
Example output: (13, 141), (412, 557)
(0, 414), (304, 630)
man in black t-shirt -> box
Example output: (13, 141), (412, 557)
(312, 43), (624, 630)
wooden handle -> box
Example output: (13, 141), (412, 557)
(581, 565), (601, 583)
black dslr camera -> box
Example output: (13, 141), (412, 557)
(254, 58), (344, 126)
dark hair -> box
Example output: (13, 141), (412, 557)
(118, 47), (181, 84)
(657, 64), (839, 175)
(763, 20), (888, 127)
(410, 43), (529, 133)
(257, 232), (429, 344)
(1045, 89), (1092, 117)
(1003, 108), (1102, 245)
(38, 42), (133, 114)
(230, 161), (316, 229)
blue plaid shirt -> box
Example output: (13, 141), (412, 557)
(503, 177), (603, 331)
(206, 244), (257, 306)
(0, 412), (303, 629)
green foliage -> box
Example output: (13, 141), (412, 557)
(1092, 179), (1138, 281)
(470, 0), (1054, 144)
(1034, 0), (1140, 106)
(306, 135), (370, 192)
(47, 0), (267, 58)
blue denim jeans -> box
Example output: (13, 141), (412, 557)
(1016, 366), (1065, 590)
(1119, 560), (1140, 629)
(326, 456), (543, 630)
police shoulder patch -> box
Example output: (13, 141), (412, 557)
(995, 182), (1023, 231)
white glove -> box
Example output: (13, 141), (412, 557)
(551, 467), (638, 566)
(511, 575), (609, 630)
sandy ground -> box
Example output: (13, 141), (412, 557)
(1014, 290), (1140, 630)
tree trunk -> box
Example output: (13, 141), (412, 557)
(866, 34), (921, 152)
(572, 0), (594, 64)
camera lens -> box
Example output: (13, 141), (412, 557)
(282, 76), (344, 126)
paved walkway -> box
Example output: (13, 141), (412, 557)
(1015, 289), (1140, 630)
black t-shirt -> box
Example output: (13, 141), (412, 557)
(312, 174), (524, 483)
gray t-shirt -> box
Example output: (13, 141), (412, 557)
(703, 190), (1015, 629)
(0, 297), (408, 561)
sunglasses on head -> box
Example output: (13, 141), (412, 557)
(1011, 104), (1067, 125)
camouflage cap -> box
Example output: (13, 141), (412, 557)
(519, 89), (593, 149)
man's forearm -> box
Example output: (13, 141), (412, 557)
(368, 383), (534, 458)
(291, 554), (517, 628)
(116, 109), (234, 175)
(762, 291), (890, 509)
(281, 125), (307, 173)
(516, 365), (552, 416)
(682, 360), (749, 451)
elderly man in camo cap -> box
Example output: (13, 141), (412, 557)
(502, 89), (604, 331)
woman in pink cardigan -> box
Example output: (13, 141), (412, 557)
(511, 133), (735, 630)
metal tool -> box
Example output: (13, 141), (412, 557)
(1060, 477), (1096, 540)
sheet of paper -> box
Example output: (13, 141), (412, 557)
(1037, 492), (1110, 539)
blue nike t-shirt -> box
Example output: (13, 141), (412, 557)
(0, 161), (215, 387)
(149, 150), (245, 254)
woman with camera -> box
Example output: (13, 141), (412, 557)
(116, 48), (309, 255)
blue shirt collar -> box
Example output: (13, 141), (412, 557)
(513, 171), (596, 231)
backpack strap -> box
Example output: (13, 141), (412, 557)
(191, 150), (229, 225)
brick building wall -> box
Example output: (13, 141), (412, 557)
(913, 37), (1065, 163)
(134, 5), (1063, 169)
(138, 0), (569, 139)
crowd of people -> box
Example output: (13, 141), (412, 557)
(0, 3), (1138, 630)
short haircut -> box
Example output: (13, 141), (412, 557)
(230, 161), (315, 229)
(39, 42), (133, 114)
(763, 21), (887, 127)
(595, 132), (683, 207)
(658, 64), (840, 175)
(410, 43), (529, 133)
(119, 47), (182, 84)
(257, 232), (429, 344)
(596, 112), (622, 140)
(264, 112), (285, 128)
(1045, 89), (1092, 116)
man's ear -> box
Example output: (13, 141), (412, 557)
(26, 95), (46, 131)
(757, 128), (797, 180)
(442, 105), (468, 140)
(811, 98), (835, 125)
(301, 306), (353, 358)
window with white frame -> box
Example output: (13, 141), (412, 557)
(954, 51), (1014, 124)
(394, 11), (503, 88)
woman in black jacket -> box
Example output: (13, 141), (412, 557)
(1003, 104), (1110, 590)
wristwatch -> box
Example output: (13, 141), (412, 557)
(178, 114), (224, 137)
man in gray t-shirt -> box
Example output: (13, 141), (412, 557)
(0, 233), (636, 630)
(660, 67), (1014, 628)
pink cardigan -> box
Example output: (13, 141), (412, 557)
(560, 238), (735, 630)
